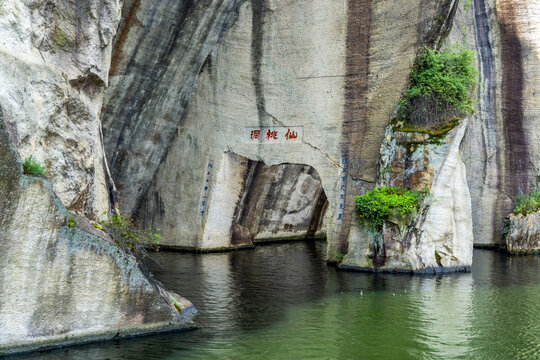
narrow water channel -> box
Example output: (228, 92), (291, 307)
(16, 241), (540, 359)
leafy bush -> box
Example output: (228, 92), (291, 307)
(22, 156), (46, 175)
(355, 187), (426, 231)
(101, 214), (161, 262)
(513, 191), (540, 216)
(399, 46), (478, 127)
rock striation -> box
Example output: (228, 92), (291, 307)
(341, 121), (473, 273)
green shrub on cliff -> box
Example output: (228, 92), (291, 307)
(22, 156), (46, 175)
(355, 187), (426, 231)
(399, 46), (478, 127)
(513, 191), (540, 216)
(102, 214), (161, 261)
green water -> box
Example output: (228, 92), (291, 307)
(18, 242), (540, 359)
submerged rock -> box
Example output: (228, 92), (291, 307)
(341, 121), (473, 273)
(505, 211), (540, 254)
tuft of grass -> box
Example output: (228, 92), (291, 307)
(22, 156), (47, 175)
(102, 214), (161, 262)
(334, 252), (346, 262)
(67, 216), (76, 228)
(399, 46), (478, 127)
(355, 187), (427, 231)
(513, 191), (540, 216)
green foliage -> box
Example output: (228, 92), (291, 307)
(464, 0), (473, 11)
(513, 191), (540, 216)
(355, 187), (427, 231)
(67, 216), (76, 228)
(102, 214), (161, 262)
(334, 252), (346, 262)
(22, 156), (46, 175)
(399, 46), (478, 127)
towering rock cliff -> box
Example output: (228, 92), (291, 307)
(0, 1), (195, 354)
(103, 0), (468, 256)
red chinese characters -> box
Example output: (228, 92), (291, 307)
(285, 129), (298, 140)
(266, 129), (278, 140)
(250, 130), (261, 140)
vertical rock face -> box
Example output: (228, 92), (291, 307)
(342, 121), (473, 273)
(0, 114), (195, 355)
(505, 211), (540, 254)
(464, 0), (540, 246)
(103, 0), (456, 252)
(0, 0), (122, 219)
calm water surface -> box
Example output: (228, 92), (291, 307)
(17, 241), (540, 359)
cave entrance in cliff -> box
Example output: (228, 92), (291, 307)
(230, 159), (329, 246)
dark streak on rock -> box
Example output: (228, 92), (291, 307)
(109, 0), (141, 77)
(497, 1), (531, 196)
(471, 0), (508, 242)
(251, 0), (266, 128)
(473, 0), (496, 185)
(0, 106), (22, 230)
(338, 0), (372, 254)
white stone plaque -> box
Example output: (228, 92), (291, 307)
(243, 126), (303, 144)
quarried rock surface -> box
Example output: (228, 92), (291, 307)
(505, 211), (540, 254)
(0, 114), (196, 356)
(341, 121), (473, 272)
